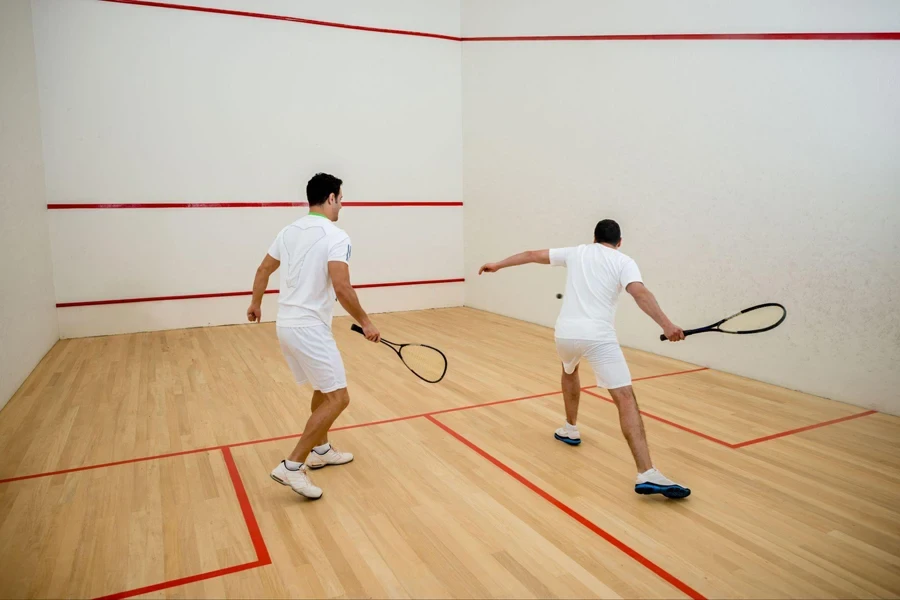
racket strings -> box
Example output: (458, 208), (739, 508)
(719, 305), (785, 333)
(399, 344), (447, 383)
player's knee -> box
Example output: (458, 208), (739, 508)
(325, 388), (350, 410)
(609, 386), (635, 406)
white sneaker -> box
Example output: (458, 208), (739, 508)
(270, 461), (323, 499)
(306, 444), (354, 470)
(635, 467), (690, 499)
(554, 426), (581, 446)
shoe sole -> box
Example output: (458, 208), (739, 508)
(554, 432), (581, 446)
(270, 473), (323, 500)
(634, 482), (691, 499)
(307, 456), (354, 470)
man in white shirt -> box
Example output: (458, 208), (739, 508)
(478, 219), (691, 499)
(247, 173), (380, 500)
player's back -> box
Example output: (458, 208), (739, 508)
(269, 214), (351, 328)
(551, 243), (642, 342)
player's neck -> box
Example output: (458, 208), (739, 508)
(598, 242), (618, 250)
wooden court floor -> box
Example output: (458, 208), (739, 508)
(0, 307), (898, 599)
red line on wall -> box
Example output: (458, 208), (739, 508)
(55, 278), (465, 308)
(47, 202), (463, 209)
(462, 32), (900, 42)
(98, 0), (900, 43)
(100, 0), (461, 41)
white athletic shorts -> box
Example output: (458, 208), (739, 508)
(277, 324), (347, 393)
(555, 338), (632, 390)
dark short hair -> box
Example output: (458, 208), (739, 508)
(306, 173), (342, 206)
(594, 219), (621, 245)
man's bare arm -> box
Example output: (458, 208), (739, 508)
(247, 254), (280, 322)
(626, 282), (685, 342)
(479, 250), (550, 274)
(329, 261), (380, 342)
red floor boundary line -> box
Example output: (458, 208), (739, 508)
(732, 410), (878, 448)
(93, 561), (263, 600)
(632, 367), (709, 382)
(582, 388), (735, 448)
(47, 201), (463, 209)
(222, 447), (271, 564)
(425, 414), (706, 600)
(56, 278), (465, 307)
(0, 367), (708, 485)
(229, 389), (565, 448)
(93, 449), (270, 599)
(0, 445), (229, 485)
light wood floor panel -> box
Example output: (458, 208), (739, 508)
(0, 308), (698, 480)
(159, 419), (687, 599)
(0, 451), (255, 599)
(1, 307), (897, 599)
(435, 397), (900, 598)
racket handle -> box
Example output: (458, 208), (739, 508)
(659, 334), (667, 341)
(350, 324), (364, 335)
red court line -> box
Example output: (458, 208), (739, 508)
(47, 201), (463, 209)
(582, 388), (735, 448)
(93, 448), (270, 600)
(222, 447), (271, 564)
(462, 32), (900, 42)
(94, 561), (262, 600)
(732, 410), (878, 448)
(55, 278), (465, 308)
(426, 414), (706, 600)
(98, 0), (900, 43)
(633, 367), (709, 382)
(100, 0), (461, 41)
(0, 445), (229, 485)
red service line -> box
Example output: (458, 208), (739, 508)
(98, 0), (900, 43)
(426, 414), (706, 600)
(93, 448), (270, 600)
(731, 410), (878, 448)
(583, 388), (877, 449)
(582, 388), (735, 448)
(47, 201), (463, 209)
(55, 278), (465, 308)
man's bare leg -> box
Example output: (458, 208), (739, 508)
(561, 364), (581, 425)
(309, 390), (327, 447)
(609, 385), (690, 498)
(555, 364), (583, 445)
(608, 385), (652, 472)
(287, 387), (349, 463)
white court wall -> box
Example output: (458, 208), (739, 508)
(462, 1), (900, 414)
(32, 0), (463, 338)
(0, 1), (59, 408)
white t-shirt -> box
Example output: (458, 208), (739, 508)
(549, 244), (643, 342)
(267, 214), (351, 328)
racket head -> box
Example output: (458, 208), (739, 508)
(398, 344), (448, 383)
(717, 302), (786, 334)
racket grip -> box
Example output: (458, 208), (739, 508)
(350, 324), (364, 335)
(659, 334), (667, 341)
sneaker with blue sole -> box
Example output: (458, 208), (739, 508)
(554, 427), (581, 445)
(634, 468), (691, 499)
